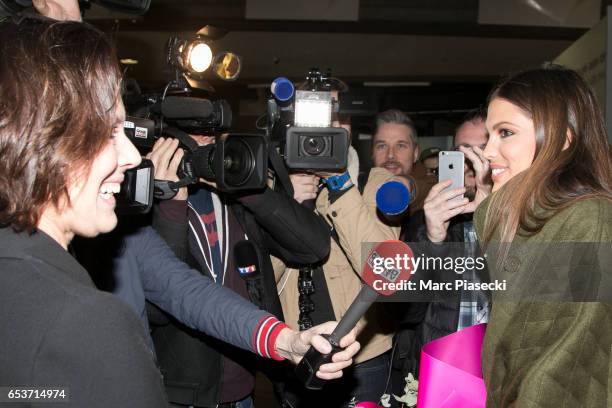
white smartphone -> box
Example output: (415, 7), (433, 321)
(438, 151), (464, 200)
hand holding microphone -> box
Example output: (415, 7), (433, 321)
(295, 240), (414, 389)
(235, 240), (360, 379)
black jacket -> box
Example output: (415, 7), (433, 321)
(0, 228), (167, 408)
(396, 210), (473, 379)
(151, 185), (331, 406)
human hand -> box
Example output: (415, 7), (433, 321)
(274, 322), (360, 380)
(145, 138), (188, 200)
(423, 180), (469, 243)
(33, 0), (82, 21)
(290, 173), (320, 203)
(458, 145), (491, 213)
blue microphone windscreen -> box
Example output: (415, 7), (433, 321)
(376, 180), (411, 215)
(271, 77), (294, 102)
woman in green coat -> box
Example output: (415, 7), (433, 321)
(476, 65), (612, 406)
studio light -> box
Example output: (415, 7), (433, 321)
(294, 90), (332, 128)
(184, 42), (213, 73)
(167, 37), (213, 79)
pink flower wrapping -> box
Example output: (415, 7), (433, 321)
(417, 324), (487, 408)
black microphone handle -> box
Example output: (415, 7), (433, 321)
(241, 276), (264, 309)
(327, 285), (379, 345)
(294, 284), (382, 390)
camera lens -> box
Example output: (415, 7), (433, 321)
(223, 138), (255, 186)
(191, 144), (216, 180)
(302, 136), (327, 156)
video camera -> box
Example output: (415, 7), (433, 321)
(123, 82), (268, 196)
(117, 29), (267, 215)
(267, 68), (350, 170)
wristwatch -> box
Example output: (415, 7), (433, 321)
(323, 172), (352, 190)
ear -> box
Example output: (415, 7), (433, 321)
(563, 128), (573, 150)
(413, 144), (420, 163)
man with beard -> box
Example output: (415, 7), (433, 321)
(391, 109), (492, 386)
(370, 109), (435, 215)
(371, 109), (419, 178)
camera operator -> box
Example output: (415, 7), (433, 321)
(147, 134), (332, 407)
(272, 83), (411, 407)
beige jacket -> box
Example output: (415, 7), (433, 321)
(273, 167), (403, 363)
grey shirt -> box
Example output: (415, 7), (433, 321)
(0, 227), (167, 408)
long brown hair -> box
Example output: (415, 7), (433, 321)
(0, 17), (122, 231)
(482, 65), (612, 245)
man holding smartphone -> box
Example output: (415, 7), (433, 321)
(392, 109), (492, 385)
(422, 110), (491, 242)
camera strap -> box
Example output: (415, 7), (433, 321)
(153, 179), (192, 200)
(267, 144), (294, 198)
(152, 126), (201, 196)
(162, 126), (199, 151)
(297, 264), (336, 331)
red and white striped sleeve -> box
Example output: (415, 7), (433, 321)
(251, 315), (289, 361)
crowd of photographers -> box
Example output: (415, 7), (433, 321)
(0, 1), (496, 407)
(2, 1), (612, 408)
(83, 90), (492, 408)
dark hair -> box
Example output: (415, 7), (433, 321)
(482, 64), (612, 245)
(374, 109), (418, 146)
(456, 106), (486, 134)
(0, 17), (122, 231)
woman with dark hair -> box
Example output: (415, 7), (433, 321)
(0, 15), (361, 408)
(477, 65), (612, 406)
(0, 17), (167, 407)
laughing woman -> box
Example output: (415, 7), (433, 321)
(0, 18), (167, 407)
(477, 65), (612, 406)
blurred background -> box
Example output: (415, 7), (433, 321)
(74, 0), (612, 168)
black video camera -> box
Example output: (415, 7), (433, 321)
(123, 83), (267, 196)
(267, 69), (350, 171)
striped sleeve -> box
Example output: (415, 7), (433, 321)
(252, 315), (289, 361)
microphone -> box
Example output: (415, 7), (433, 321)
(234, 240), (264, 309)
(161, 96), (214, 119)
(295, 240), (414, 390)
(376, 180), (412, 216)
(271, 77), (295, 102)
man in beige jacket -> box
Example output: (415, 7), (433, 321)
(274, 105), (409, 406)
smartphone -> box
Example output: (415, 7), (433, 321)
(438, 151), (464, 201)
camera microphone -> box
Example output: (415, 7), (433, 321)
(234, 240), (264, 309)
(295, 240), (414, 390)
(271, 77), (295, 102)
(376, 180), (412, 216)
(161, 96), (214, 119)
